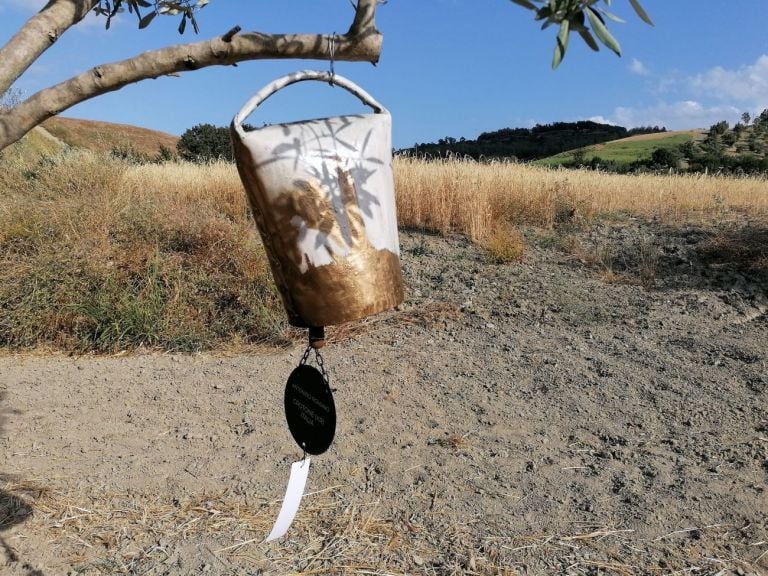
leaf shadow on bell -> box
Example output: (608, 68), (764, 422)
(263, 122), (384, 261)
(255, 120), (384, 226)
(0, 391), (44, 575)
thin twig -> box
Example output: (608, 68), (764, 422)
(654, 524), (729, 541)
(560, 529), (635, 541)
(215, 538), (260, 554)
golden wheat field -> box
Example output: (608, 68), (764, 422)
(122, 155), (768, 235)
(393, 157), (768, 236)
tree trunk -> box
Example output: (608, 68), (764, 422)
(0, 0), (383, 153)
(0, 0), (98, 96)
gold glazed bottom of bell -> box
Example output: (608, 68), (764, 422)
(277, 246), (404, 328)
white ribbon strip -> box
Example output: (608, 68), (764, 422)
(264, 457), (311, 542)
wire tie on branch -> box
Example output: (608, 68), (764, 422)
(328, 32), (337, 85)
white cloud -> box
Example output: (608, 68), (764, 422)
(629, 58), (651, 76)
(588, 115), (614, 125)
(688, 54), (768, 107)
(591, 55), (768, 130)
(601, 100), (742, 130)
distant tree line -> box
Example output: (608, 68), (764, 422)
(172, 113), (768, 177)
(401, 122), (664, 161)
(171, 121), (670, 165)
(627, 125), (667, 136)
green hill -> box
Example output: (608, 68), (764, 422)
(536, 130), (705, 167)
(404, 121), (648, 161)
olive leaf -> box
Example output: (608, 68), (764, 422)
(138, 10), (157, 29)
(552, 19), (570, 69)
(509, 0), (653, 67)
(509, 0), (538, 10)
(586, 6), (622, 56)
(629, 0), (654, 25)
(578, 29), (600, 52)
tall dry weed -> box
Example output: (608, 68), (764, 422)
(0, 153), (283, 352)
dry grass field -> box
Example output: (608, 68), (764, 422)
(2, 151), (768, 574)
(1, 151), (766, 352)
(0, 152), (283, 352)
(395, 156), (768, 269)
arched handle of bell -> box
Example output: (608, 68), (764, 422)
(232, 70), (388, 136)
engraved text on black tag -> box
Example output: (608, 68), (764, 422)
(284, 365), (336, 455)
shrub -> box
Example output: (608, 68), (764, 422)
(177, 123), (233, 163)
(111, 144), (150, 164)
(155, 144), (176, 163)
(482, 224), (526, 263)
(650, 147), (682, 169)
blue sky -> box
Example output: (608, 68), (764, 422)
(2, 1), (767, 148)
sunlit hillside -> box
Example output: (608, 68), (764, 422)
(41, 116), (179, 156)
(537, 130), (705, 166)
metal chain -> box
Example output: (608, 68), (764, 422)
(298, 344), (331, 387)
(299, 345), (312, 366)
(313, 348), (330, 387)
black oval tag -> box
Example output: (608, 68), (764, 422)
(284, 364), (336, 455)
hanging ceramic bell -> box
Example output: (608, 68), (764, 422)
(231, 70), (404, 328)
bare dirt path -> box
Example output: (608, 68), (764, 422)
(1, 224), (767, 575)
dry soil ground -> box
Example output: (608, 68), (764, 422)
(1, 221), (767, 575)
